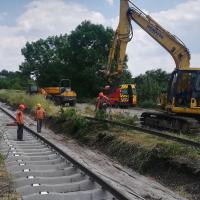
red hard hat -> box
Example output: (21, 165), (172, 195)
(99, 92), (104, 97)
(19, 104), (25, 110)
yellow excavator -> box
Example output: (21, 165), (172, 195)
(107, 0), (200, 133)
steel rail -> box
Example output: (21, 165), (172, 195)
(0, 106), (145, 200)
(85, 116), (200, 149)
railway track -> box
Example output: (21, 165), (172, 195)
(0, 107), (145, 200)
(84, 116), (200, 149)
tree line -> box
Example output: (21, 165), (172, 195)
(0, 70), (29, 90)
(19, 21), (131, 97)
(133, 69), (170, 107)
(0, 21), (170, 106)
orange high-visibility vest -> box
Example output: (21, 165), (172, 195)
(35, 108), (45, 120)
(16, 110), (24, 125)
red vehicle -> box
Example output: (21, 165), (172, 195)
(105, 84), (137, 107)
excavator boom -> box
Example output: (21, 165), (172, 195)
(106, 0), (131, 80)
(106, 0), (191, 81)
(127, 0), (190, 69)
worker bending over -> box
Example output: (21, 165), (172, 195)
(16, 104), (26, 141)
(35, 103), (45, 133)
(95, 92), (109, 112)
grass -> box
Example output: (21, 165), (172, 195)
(0, 155), (19, 200)
(83, 105), (95, 116)
(58, 107), (89, 133)
(110, 111), (138, 124)
(118, 131), (200, 160)
(0, 89), (59, 116)
(52, 108), (200, 163)
(79, 104), (139, 125)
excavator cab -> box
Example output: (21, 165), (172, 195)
(167, 69), (200, 111)
(59, 79), (71, 93)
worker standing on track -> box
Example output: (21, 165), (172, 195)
(35, 103), (45, 133)
(16, 104), (26, 141)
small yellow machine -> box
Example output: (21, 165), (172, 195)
(43, 79), (77, 106)
(27, 79), (77, 106)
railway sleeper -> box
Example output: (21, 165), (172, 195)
(22, 189), (113, 200)
(0, 107), (137, 200)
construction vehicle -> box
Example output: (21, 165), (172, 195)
(108, 0), (200, 133)
(104, 84), (137, 107)
(27, 79), (77, 106)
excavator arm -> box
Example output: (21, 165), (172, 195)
(127, 0), (190, 69)
(106, 0), (191, 82)
(106, 0), (132, 81)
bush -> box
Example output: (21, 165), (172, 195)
(59, 108), (88, 133)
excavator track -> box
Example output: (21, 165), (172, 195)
(140, 111), (200, 134)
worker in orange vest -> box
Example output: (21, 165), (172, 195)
(35, 103), (45, 133)
(16, 104), (26, 141)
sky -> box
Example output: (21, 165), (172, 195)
(0, 0), (199, 76)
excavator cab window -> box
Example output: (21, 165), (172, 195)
(195, 74), (200, 91)
(60, 79), (71, 88)
(193, 73), (200, 106)
(127, 85), (133, 104)
(170, 71), (200, 107)
(60, 79), (71, 93)
(167, 71), (178, 104)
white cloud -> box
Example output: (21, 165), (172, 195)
(17, 0), (107, 38)
(105, 0), (114, 6)
(0, 0), (200, 77)
(0, 0), (109, 71)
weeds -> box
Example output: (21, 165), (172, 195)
(0, 89), (59, 116)
(95, 110), (108, 119)
(111, 111), (138, 124)
(58, 108), (89, 134)
(0, 154), (19, 200)
(84, 105), (95, 116)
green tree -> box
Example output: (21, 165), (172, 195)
(0, 70), (29, 90)
(20, 21), (132, 97)
(20, 35), (69, 86)
(133, 69), (170, 107)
